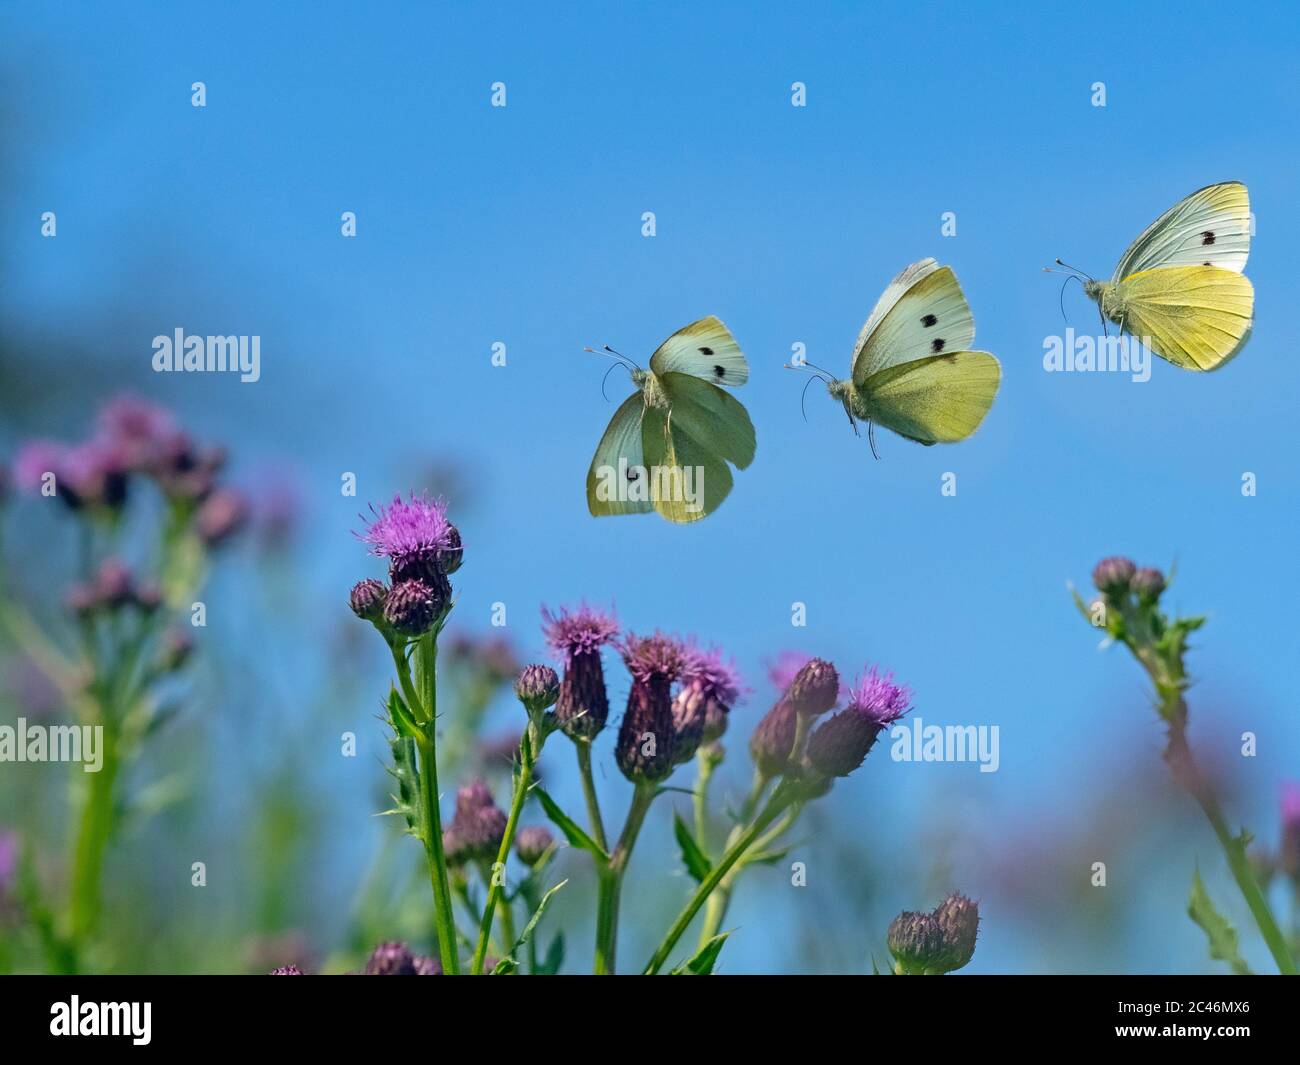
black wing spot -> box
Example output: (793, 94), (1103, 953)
(713, 365), (726, 379)
(930, 338), (946, 353)
(1203, 261), (1211, 266)
(698, 346), (714, 355)
(920, 314), (938, 327)
(1201, 231), (1216, 246)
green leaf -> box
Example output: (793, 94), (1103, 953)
(534, 786), (608, 861)
(745, 846), (792, 866)
(386, 734), (422, 833)
(494, 879), (569, 973)
(670, 932), (729, 975)
(386, 686), (419, 739)
(1187, 868), (1251, 975)
(673, 810), (712, 883)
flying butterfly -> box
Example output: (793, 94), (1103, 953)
(1053, 181), (1254, 371)
(790, 259), (1001, 456)
(585, 316), (755, 523)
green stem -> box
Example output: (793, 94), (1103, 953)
(576, 740), (609, 852)
(693, 750), (714, 849)
(471, 736), (534, 974)
(698, 804), (800, 947)
(68, 728), (119, 946)
(645, 783), (798, 974)
(414, 634), (460, 975)
(594, 782), (656, 974)
(1165, 723), (1296, 975)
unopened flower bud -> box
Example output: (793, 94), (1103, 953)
(349, 578), (389, 623)
(887, 911), (944, 975)
(784, 658), (839, 717)
(1092, 556), (1136, 597)
(805, 668), (911, 781)
(931, 892), (980, 973)
(364, 941), (436, 975)
(1131, 566), (1166, 603)
(442, 780), (507, 864)
(438, 523), (464, 574)
(887, 892), (980, 974)
(515, 825), (555, 867)
(749, 700), (797, 777)
(383, 579), (445, 638)
(616, 633), (686, 783)
(270, 964), (303, 975)
(671, 683), (708, 766)
(515, 664), (560, 715)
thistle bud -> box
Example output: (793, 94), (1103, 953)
(616, 633), (686, 783)
(364, 941), (415, 974)
(1092, 556), (1136, 597)
(681, 646), (744, 746)
(749, 700), (797, 777)
(383, 578), (445, 638)
(515, 664), (560, 715)
(442, 780), (507, 864)
(515, 825), (555, 867)
(671, 683), (708, 766)
(270, 965), (304, 975)
(439, 523), (464, 574)
(805, 668), (911, 781)
(349, 578), (389, 623)
(784, 657), (839, 718)
(887, 892), (980, 974)
(1280, 782), (1300, 880)
(542, 604), (618, 741)
(1131, 566), (1166, 603)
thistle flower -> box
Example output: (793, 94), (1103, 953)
(616, 632), (686, 782)
(515, 825), (555, 867)
(16, 438), (130, 510)
(887, 892), (979, 974)
(784, 657), (839, 718)
(749, 700), (798, 777)
(515, 664), (560, 715)
(1280, 781), (1300, 880)
(1131, 566), (1166, 603)
(442, 780), (507, 864)
(805, 667), (911, 780)
(1092, 556), (1136, 598)
(542, 603), (618, 741)
(359, 493), (460, 587)
(195, 487), (248, 546)
(97, 395), (181, 472)
(383, 579), (446, 638)
(349, 578), (389, 623)
(269, 965), (303, 975)
(363, 941), (438, 975)
(671, 684), (707, 766)
(681, 646), (744, 746)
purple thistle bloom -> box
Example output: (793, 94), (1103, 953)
(363, 941), (437, 975)
(542, 603), (619, 665)
(784, 657), (840, 718)
(805, 667), (911, 780)
(682, 646), (745, 707)
(358, 493), (460, 584)
(349, 578), (389, 623)
(676, 646), (746, 757)
(270, 965), (304, 975)
(17, 437), (131, 510)
(515, 664), (560, 714)
(97, 394), (181, 471)
(1092, 556), (1136, 596)
(14, 440), (67, 490)
(195, 487), (248, 546)
(616, 632), (687, 782)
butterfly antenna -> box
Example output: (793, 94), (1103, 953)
(799, 375), (819, 422)
(600, 362), (625, 402)
(585, 345), (638, 371)
(1057, 274), (1083, 324)
(868, 420), (880, 460)
(784, 362), (834, 384)
(1054, 258), (1095, 282)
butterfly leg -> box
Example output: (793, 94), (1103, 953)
(868, 420), (880, 460)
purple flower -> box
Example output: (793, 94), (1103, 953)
(1092, 556), (1136, 596)
(750, 700), (798, 777)
(616, 632), (687, 782)
(1131, 566), (1166, 603)
(784, 657), (840, 718)
(541, 603), (619, 665)
(363, 941), (437, 975)
(349, 578), (389, 623)
(14, 440), (69, 490)
(97, 394), (181, 471)
(16, 438), (130, 510)
(804, 667), (910, 780)
(515, 664), (560, 715)
(270, 965), (303, 975)
(675, 646), (746, 757)
(681, 646), (744, 708)
(358, 493), (461, 583)
(543, 604), (618, 741)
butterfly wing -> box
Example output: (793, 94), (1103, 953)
(586, 392), (654, 516)
(648, 316), (748, 387)
(1113, 265), (1254, 371)
(862, 351), (1001, 444)
(1113, 182), (1250, 280)
(639, 373), (755, 523)
(851, 261), (976, 385)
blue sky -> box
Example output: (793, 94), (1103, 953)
(3, 1), (1298, 972)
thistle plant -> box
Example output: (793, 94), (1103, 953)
(886, 892), (980, 974)
(1, 395), (245, 972)
(1073, 557), (1298, 974)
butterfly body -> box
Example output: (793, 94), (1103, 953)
(586, 317), (754, 523)
(1075, 182), (1254, 371)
